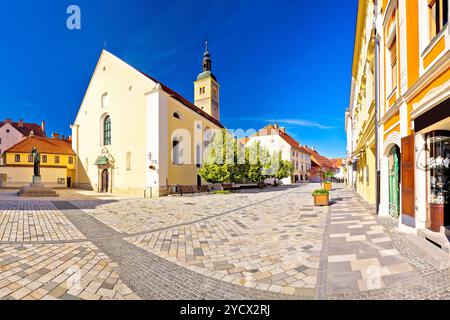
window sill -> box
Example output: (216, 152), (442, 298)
(422, 24), (448, 58)
(387, 88), (397, 102)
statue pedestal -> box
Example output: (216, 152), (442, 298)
(32, 175), (42, 184)
(18, 176), (58, 197)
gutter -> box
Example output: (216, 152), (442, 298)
(374, 0), (381, 214)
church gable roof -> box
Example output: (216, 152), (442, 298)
(138, 71), (224, 128)
(74, 50), (224, 129)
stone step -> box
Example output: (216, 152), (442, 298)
(418, 228), (450, 254)
(405, 233), (450, 270)
(18, 183), (59, 197)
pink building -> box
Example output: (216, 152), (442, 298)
(0, 119), (46, 162)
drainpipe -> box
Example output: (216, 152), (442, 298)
(374, 0), (381, 214)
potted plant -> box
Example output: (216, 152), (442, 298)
(312, 189), (330, 206)
(322, 171), (334, 191)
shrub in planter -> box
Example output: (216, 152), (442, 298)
(312, 189), (330, 206)
(322, 171), (334, 191)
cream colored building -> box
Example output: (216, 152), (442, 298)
(246, 124), (311, 184)
(71, 46), (223, 196)
(345, 0), (377, 206)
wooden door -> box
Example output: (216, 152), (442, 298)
(401, 134), (415, 227)
(101, 169), (109, 193)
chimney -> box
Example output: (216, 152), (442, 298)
(18, 119), (24, 128)
(52, 133), (60, 139)
(62, 135), (65, 140)
(4, 119), (12, 124)
(41, 121), (46, 135)
(274, 123), (279, 129)
(280, 127), (286, 133)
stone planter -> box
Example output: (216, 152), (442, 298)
(323, 182), (332, 191)
(430, 203), (445, 233)
(313, 194), (329, 206)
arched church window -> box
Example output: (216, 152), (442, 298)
(196, 144), (202, 168)
(104, 116), (111, 146)
(172, 137), (183, 165)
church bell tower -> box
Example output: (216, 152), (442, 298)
(194, 41), (220, 121)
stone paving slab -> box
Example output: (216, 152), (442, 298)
(0, 201), (85, 242)
(125, 184), (326, 295)
(72, 186), (312, 235)
(1, 184), (450, 300)
(321, 189), (418, 295)
(0, 242), (137, 300)
(53, 200), (306, 300)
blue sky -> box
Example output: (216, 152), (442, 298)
(0, 0), (357, 158)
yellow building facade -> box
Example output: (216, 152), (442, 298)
(345, 0), (378, 206)
(71, 46), (224, 196)
(378, 0), (449, 232)
(0, 135), (75, 188)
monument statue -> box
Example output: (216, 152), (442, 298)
(18, 146), (58, 197)
(31, 146), (41, 177)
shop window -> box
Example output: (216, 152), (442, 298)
(427, 131), (450, 205)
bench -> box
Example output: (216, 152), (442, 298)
(169, 185), (210, 196)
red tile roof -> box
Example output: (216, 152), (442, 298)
(4, 136), (75, 155)
(304, 147), (335, 169)
(138, 71), (224, 129)
(254, 124), (311, 154)
(0, 121), (45, 137)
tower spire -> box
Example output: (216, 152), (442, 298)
(202, 39), (211, 72)
(194, 39), (220, 120)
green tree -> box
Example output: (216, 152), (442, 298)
(266, 151), (294, 185)
(246, 141), (272, 184)
(274, 159), (294, 184)
(198, 164), (230, 184)
(199, 129), (236, 186)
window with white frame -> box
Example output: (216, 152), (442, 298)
(429, 0), (448, 40)
(390, 36), (397, 92)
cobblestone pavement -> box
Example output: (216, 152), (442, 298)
(126, 184), (325, 296)
(0, 201), (85, 243)
(0, 243), (138, 300)
(317, 189), (416, 297)
(1, 183), (450, 300)
(72, 186), (309, 234)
